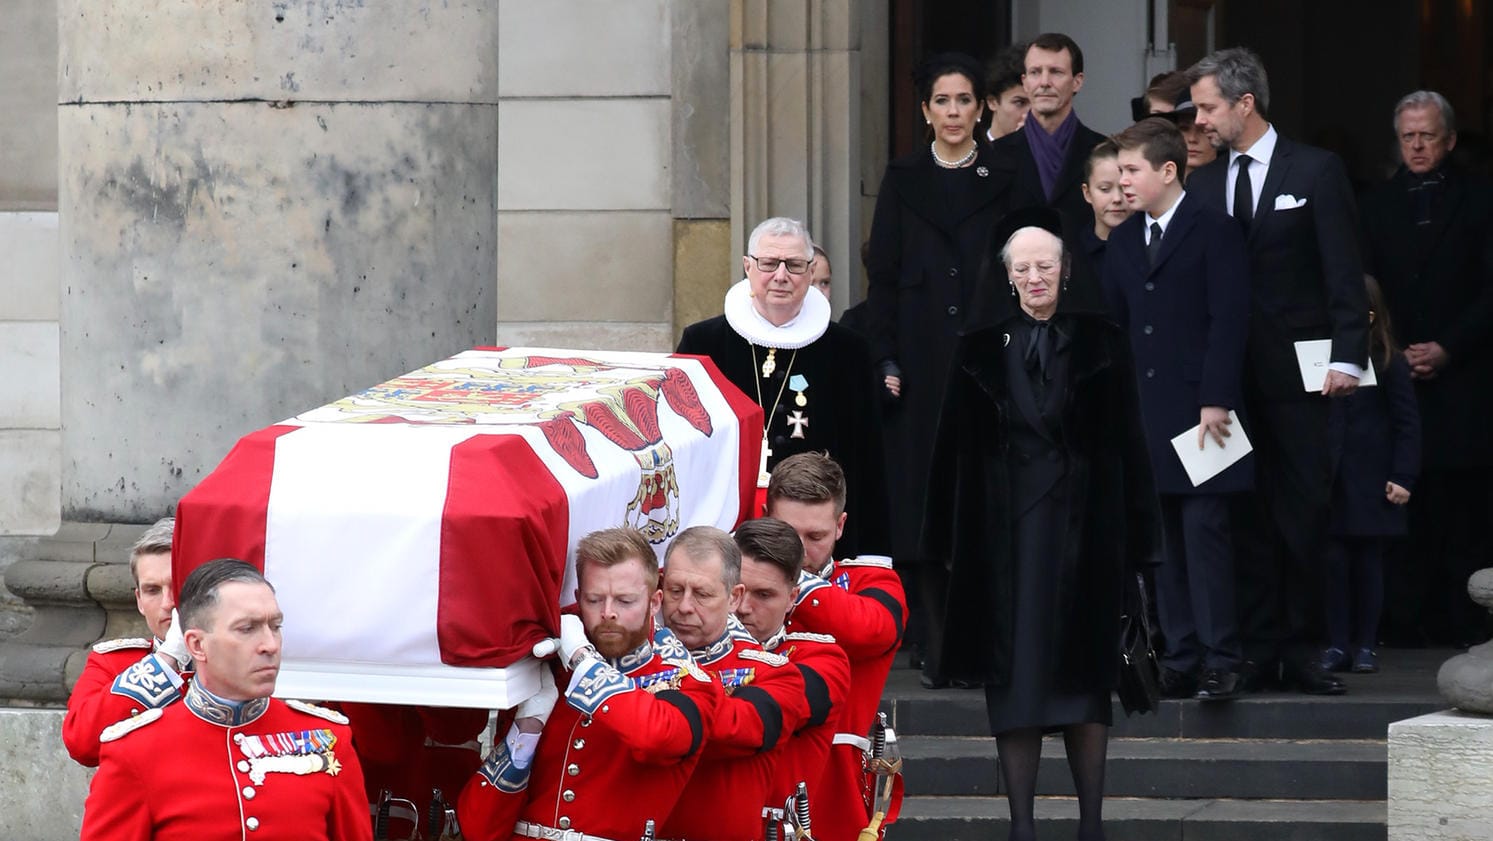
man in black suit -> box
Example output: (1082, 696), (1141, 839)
(1361, 91), (1493, 646)
(1185, 47), (1369, 695)
(991, 33), (1107, 231)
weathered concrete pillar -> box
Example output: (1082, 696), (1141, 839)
(3, 1), (498, 702)
(730, 0), (863, 313)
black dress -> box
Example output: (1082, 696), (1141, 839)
(982, 315), (1112, 734)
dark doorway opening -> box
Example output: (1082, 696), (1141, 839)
(888, 0), (1013, 160)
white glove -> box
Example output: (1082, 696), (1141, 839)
(558, 614), (595, 669)
(515, 665), (558, 727)
(158, 609), (191, 671)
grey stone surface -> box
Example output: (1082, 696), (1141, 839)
(0, 213), (61, 320)
(0, 708), (91, 841)
(1467, 568), (1493, 608)
(0, 322), (60, 428)
(1389, 710), (1493, 840)
(497, 211), (673, 321)
(0, 431), (61, 536)
(497, 99), (671, 211)
(0, 1), (58, 210)
(493, 321), (674, 354)
(498, 0), (670, 97)
(1438, 641), (1493, 713)
(671, 0), (731, 219)
(0, 537), (39, 642)
(59, 101), (496, 520)
(58, 0), (498, 104)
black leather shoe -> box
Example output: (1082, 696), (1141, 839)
(1282, 659), (1347, 695)
(1234, 659), (1274, 693)
(1158, 666), (1198, 699)
(1194, 669), (1241, 701)
(919, 673), (949, 690)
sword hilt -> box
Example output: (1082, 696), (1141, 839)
(640, 818), (656, 841)
(870, 712), (888, 759)
(427, 788), (445, 840)
(794, 781), (813, 838)
(373, 789), (392, 841)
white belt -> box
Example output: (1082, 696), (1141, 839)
(832, 733), (871, 752)
(514, 820), (619, 841)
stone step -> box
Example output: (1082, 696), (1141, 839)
(901, 736), (1387, 800)
(887, 796), (1387, 841)
(881, 692), (1441, 740)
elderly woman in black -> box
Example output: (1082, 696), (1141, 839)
(923, 208), (1159, 841)
(865, 52), (1012, 684)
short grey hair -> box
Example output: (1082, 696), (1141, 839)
(1394, 90), (1456, 135)
(663, 525), (743, 588)
(129, 516), (175, 583)
(1186, 47), (1270, 117)
(746, 217), (815, 260)
(1000, 226), (1066, 268)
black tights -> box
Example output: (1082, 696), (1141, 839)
(997, 723), (1108, 841)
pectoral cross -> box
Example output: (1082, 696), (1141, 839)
(758, 433), (773, 488)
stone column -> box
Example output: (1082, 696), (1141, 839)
(2, 1), (498, 702)
(730, 0), (863, 314)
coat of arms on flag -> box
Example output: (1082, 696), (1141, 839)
(173, 348), (761, 707)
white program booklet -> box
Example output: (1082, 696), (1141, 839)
(1293, 339), (1377, 392)
(1169, 410), (1252, 487)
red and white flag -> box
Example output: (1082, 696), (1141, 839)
(175, 348), (760, 706)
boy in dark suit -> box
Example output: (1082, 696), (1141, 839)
(1103, 118), (1252, 701)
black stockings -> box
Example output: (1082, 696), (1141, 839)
(997, 723), (1109, 841)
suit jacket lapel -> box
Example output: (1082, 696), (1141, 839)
(1150, 194), (1199, 275)
(890, 149), (1008, 233)
(1011, 130), (1045, 205)
(1251, 138), (1294, 243)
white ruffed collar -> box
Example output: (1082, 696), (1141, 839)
(723, 279), (830, 350)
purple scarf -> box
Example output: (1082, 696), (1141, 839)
(1026, 110), (1079, 201)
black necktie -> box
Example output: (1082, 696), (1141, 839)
(1147, 222), (1164, 266)
(1233, 153), (1254, 231)
(1025, 320), (1052, 379)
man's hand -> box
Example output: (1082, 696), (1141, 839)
(1386, 481), (1411, 505)
(557, 614), (595, 669)
(1198, 406), (1232, 449)
(515, 665), (558, 731)
(1322, 369), (1360, 397)
(158, 609), (191, 671)
(1405, 342), (1449, 380)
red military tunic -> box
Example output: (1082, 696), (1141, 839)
(63, 637), (190, 767)
(459, 626), (721, 841)
(80, 682), (371, 841)
(765, 628), (852, 823)
(662, 617), (812, 841)
(788, 556), (907, 841)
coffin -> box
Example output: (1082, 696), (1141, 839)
(173, 347), (761, 708)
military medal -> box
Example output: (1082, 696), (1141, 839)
(236, 728), (341, 785)
(761, 347), (777, 378)
(789, 374), (808, 407)
(788, 411), (809, 439)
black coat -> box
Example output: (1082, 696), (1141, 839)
(921, 312), (1160, 688)
(1102, 194), (1254, 495)
(1328, 353), (1421, 536)
(676, 316), (891, 557)
(1188, 135), (1370, 405)
(1359, 165), (1493, 468)
(865, 143), (1012, 559)
(990, 117), (1109, 234)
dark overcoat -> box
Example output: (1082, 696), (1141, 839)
(1101, 194), (1254, 495)
(921, 312), (1161, 688)
(1328, 353), (1421, 536)
(1359, 165), (1493, 468)
(989, 117), (1108, 233)
(1187, 137), (1369, 404)
(865, 143), (1012, 559)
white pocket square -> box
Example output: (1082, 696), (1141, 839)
(1273, 194), (1308, 210)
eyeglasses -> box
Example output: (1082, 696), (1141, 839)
(749, 255), (813, 275)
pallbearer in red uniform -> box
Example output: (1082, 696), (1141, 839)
(63, 517), (194, 767)
(733, 518), (852, 825)
(658, 527), (813, 841)
(458, 528), (721, 841)
(767, 453), (908, 840)
(80, 558), (371, 841)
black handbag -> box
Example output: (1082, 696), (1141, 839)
(1116, 571), (1161, 716)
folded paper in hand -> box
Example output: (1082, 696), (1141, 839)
(1293, 339), (1377, 392)
(1169, 410), (1252, 487)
